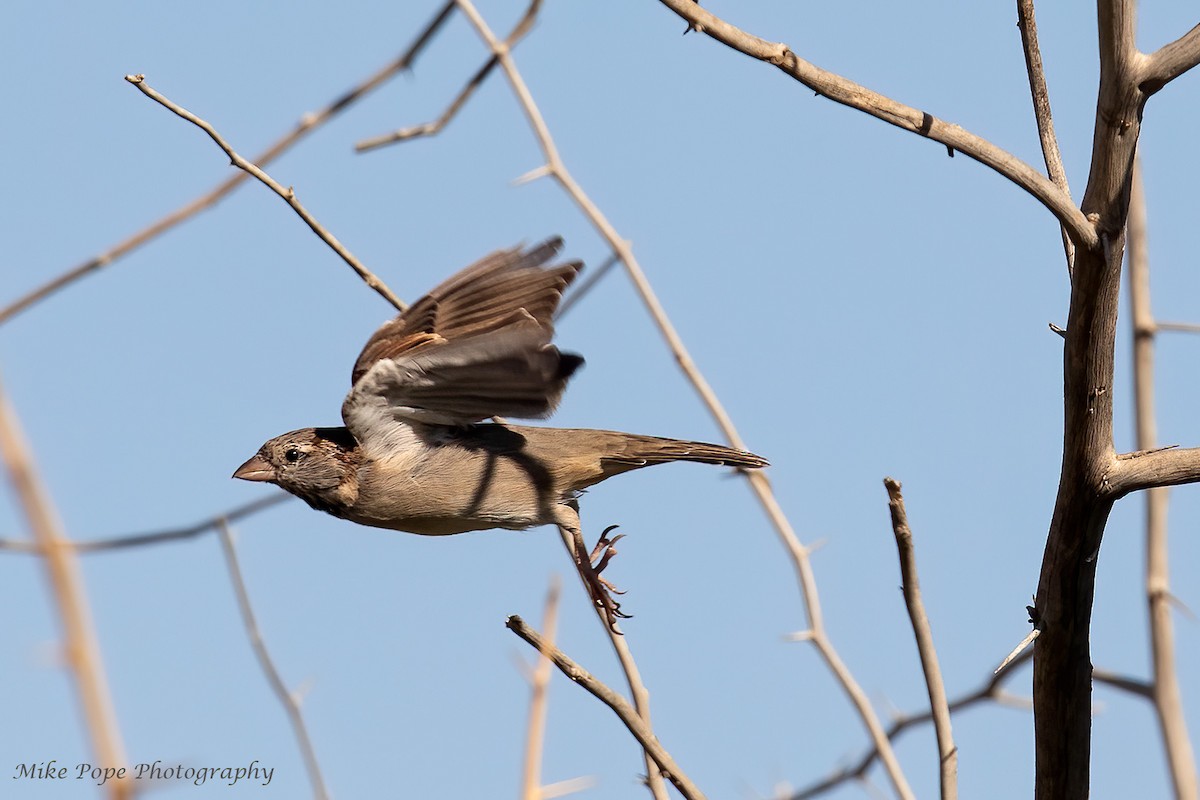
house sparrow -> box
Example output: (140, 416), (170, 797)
(234, 238), (767, 623)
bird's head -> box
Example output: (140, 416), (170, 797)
(233, 426), (360, 513)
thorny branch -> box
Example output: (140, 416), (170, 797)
(653, 0), (1098, 252)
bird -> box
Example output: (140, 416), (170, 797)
(233, 238), (767, 624)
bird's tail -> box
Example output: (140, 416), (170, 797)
(600, 433), (768, 471)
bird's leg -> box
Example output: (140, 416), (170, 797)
(554, 505), (630, 629)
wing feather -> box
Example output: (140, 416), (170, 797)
(342, 239), (584, 438)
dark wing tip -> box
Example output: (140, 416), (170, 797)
(538, 235), (564, 256)
(557, 351), (585, 380)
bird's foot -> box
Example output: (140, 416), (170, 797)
(577, 525), (630, 629)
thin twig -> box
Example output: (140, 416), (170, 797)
(1156, 321), (1200, 335)
(1016, 0), (1076, 274)
(557, 251), (621, 319)
(653, 0), (1097, 252)
(0, 376), (131, 799)
(789, 650), (1030, 800)
(996, 628), (1041, 674)
(1126, 160), (1199, 800)
(217, 521), (329, 800)
(450, 4), (914, 797)
(884, 478), (956, 800)
(0, 1), (455, 327)
(124, 74), (407, 313)
(521, 577), (562, 800)
(1092, 668), (1154, 701)
(539, 776), (597, 799)
(358, 56), (500, 150)
(357, 0), (541, 152)
(506, 615), (707, 800)
(0, 494), (292, 555)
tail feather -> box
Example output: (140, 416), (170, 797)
(602, 433), (768, 471)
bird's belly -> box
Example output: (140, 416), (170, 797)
(347, 439), (562, 535)
(357, 513), (522, 537)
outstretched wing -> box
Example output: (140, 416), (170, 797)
(342, 239), (584, 441)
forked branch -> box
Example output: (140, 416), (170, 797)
(1142, 23), (1200, 94)
(653, 0), (1097, 252)
(1109, 447), (1200, 496)
(357, 0), (543, 152)
(506, 615), (705, 800)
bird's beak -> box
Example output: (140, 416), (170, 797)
(233, 454), (276, 482)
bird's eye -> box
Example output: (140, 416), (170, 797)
(284, 448), (301, 463)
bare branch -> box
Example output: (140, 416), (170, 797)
(997, 628), (1041, 674)
(884, 478), (956, 800)
(1156, 321), (1200, 335)
(539, 777), (597, 799)
(521, 577), (561, 800)
(124, 74), (407, 312)
(0, 2), (455, 327)
(1098, 1), (1139, 68)
(557, 251), (621, 319)
(1126, 160), (1199, 799)
(506, 615), (707, 800)
(357, 55), (500, 151)
(1016, 0), (1075, 273)
(1092, 669), (1154, 701)
(1109, 447), (1200, 495)
(356, 0), (542, 152)
(0, 494), (292, 555)
(653, 0), (1097, 252)
(790, 650), (1031, 800)
(0, 376), (131, 798)
(1142, 23), (1200, 94)
(217, 522), (329, 800)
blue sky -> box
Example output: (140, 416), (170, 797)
(2, 2), (1198, 798)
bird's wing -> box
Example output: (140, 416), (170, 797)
(342, 239), (584, 440)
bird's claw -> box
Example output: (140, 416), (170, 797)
(577, 524), (631, 629)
